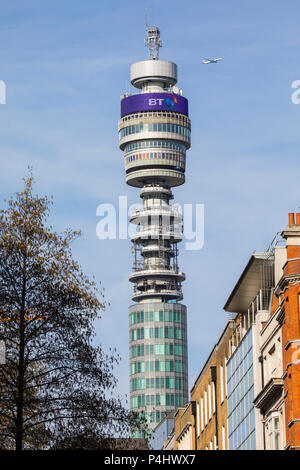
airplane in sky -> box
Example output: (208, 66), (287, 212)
(201, 57), (223, 64)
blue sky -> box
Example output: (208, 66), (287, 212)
(1, 0), (300, 403)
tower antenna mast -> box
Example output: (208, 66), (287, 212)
(144, 14), (162, 60)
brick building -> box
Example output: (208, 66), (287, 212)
(274, 213), (300, 449)
(174, 403), (194, 450)
(174, 321), (233, 450)
(253, 213), (300, 449)
(173, 212), (300, 450)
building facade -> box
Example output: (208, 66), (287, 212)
(226, 325), (257, 449)
(224, 213), (300, 450)
(119, 26), (191, 435)
(174, 404), (194, 450)
(273, 213), (300, 450)
(191, 321), (233, 450)
(253, 285), (285, 450)
(172, 213), (300, 450)
(174, 321), (234, 450)
(224, 251), (276, 450)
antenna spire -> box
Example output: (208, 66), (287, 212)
(145, 21), (162, 60)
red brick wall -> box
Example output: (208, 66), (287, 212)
(281, 274), (300, 449)
(286, 245), (300, 260)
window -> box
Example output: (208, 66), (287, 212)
(204, 389), (208, 426)
(225, 357), (228, 397)
(120, 123), (190, 139)
(200, 397), (204, 431)
(197, 402), (200, 437)
(124, 139), (186, 154)
(220, 364), (224, 402)
(267, 413), (281, 450)
(208, 383), (212, 420)
(212, 381), (216, 414)
(222, 425), (226, 450)
(227, 328), (255, 450)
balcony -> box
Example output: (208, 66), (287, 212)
(130, 226), (182, 242)
(132, 285), (183, 302)
(129, 267), (185, 283)
(129, 206), (183, 224)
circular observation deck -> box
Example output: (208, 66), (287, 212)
(129, 206), (183, 225)
(140, 185), (173, 198)
(130, 60), (177, 89)
(130, 227), (182, 243)
(131, 288), (183, 302)
(140, 244), (174, 256)
(129, 268), (185, 283)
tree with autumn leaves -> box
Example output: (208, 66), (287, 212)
(0, 176), (141, 450)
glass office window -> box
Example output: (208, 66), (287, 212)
(226, 328), (256, 450)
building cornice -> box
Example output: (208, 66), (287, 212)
(277, 273), (300, 292)
(175, 421), (192, 442)
(223, 252), (273, 313)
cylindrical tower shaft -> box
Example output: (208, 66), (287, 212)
(119, 26), (191, 437)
